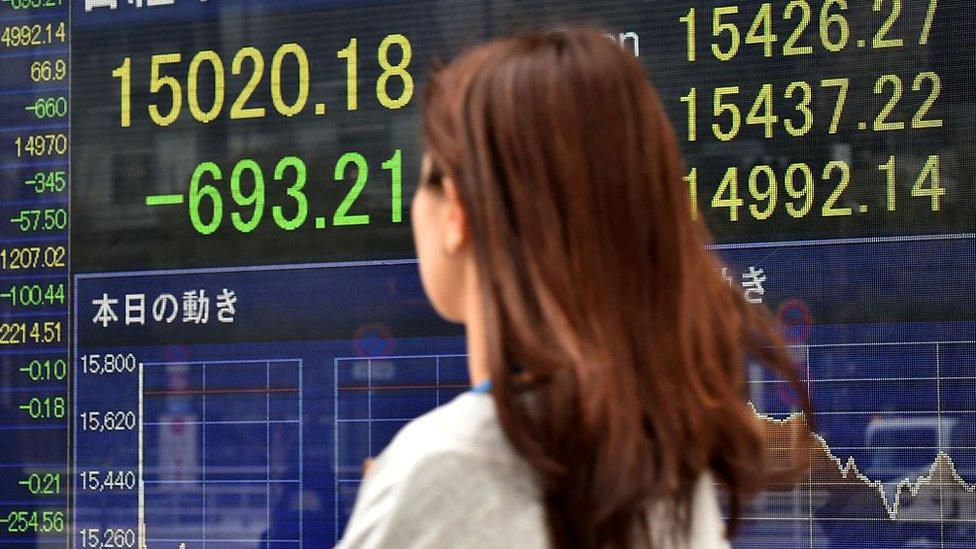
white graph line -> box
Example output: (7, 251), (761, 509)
(138, 359), (147, 549)
(202, 360), (206, 549)
(335, 340), (975, 537)
(333, 355), (340, 543)
(298, 358), (304, 549)
(936, 343), (945, 548)
(135, 358), (303, 548)
(755, 404), (976, 521)
(333, 353), (472, 541)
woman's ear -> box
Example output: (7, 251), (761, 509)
(440, 176), (469, 255)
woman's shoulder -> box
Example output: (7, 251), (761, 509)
(645, 473), (729, 548)
(683, 473), (731, 548)
(338, 393), (547, 548)
(341, 393), (730, 548)
(373, 391), (531, 487)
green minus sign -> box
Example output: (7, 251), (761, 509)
(146, 194), (184, 206)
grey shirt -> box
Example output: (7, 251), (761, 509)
(337, 392), (729, 548)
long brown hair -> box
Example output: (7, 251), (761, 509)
(421, 27), (812, 548)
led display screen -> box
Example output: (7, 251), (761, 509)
(0, 0), (973, 547)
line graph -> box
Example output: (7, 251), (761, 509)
(332, 336), (976, 547)
(75, 357), (305, 549)
(740, 338), (975, 548)
(332, 353), (469, 540)
(756, 405), (974, 520)
(143, 359), (304, 549)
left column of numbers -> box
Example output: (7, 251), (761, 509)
(0, 0), (70, 547)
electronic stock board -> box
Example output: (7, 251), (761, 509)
(0, 1), (973, 547)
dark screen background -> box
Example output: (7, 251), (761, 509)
(70, 0), (975, 272)
(63, 1), (975, 548)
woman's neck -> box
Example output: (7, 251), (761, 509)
(463, 291), (491, 387)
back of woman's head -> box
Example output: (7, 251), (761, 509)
(421, 27), (811, 548)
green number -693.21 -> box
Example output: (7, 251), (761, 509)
(179, 150), (402, 235)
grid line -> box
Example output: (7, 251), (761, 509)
(333, 353), (468, 541)
(140, 358), (304, 548)
(333, 341), (974, 546)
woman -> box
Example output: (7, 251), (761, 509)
(338, 27), (811, 548)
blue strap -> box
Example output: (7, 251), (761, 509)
(470, 379), (492, 394)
